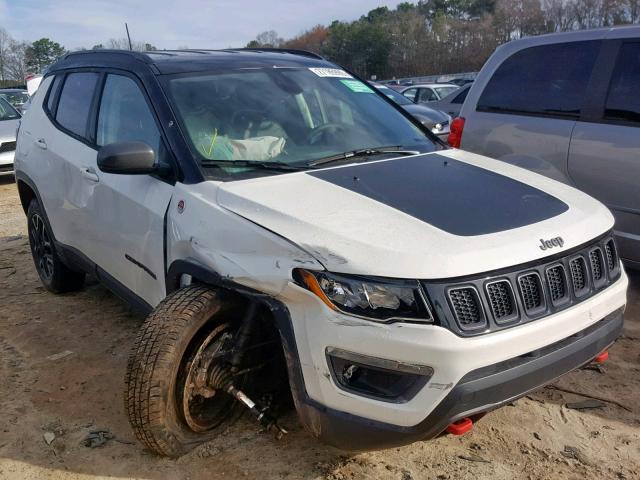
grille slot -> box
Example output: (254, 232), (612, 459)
(448, 287), (485, 330)
(605, 239), (618, 273)
(486, 280), (518, 323)
(569, 256), (589, 296)
(518, 273), (545, 314)
(545, 264), (568, 305)
(0, 141), (16, 153)
(589, 248), (604, 283)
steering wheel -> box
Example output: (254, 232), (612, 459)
(229, 109), (268, 137)
(306, 122), (347, 145)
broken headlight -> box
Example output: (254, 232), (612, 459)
(296, 269), (432, 323)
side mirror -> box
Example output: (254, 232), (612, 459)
(97, 141), (157, 175)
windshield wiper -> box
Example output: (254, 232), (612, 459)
(200, 160), (308, 172)
(308, 146), (420, 167)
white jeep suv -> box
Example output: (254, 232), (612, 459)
(14, 49), (627, 457)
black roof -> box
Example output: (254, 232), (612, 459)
(49, 48), (332, 75)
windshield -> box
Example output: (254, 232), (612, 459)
(163, 68), (437, 177)
(375, 86), (413, 106)
(434, 86), (459, 99)
(0, 97), (20, 121)
(0, 90), (29, 107)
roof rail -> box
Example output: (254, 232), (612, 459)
(62, 49), (153, 63)
(226, 48), (324, 60)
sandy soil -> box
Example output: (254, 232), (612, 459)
(0, 175), (639, 480)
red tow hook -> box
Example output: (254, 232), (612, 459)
(594, 350), (609, 363)
(446, 417), (473, 435)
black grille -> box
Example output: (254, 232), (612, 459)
(605, 239), (618, 272)
(448, 287), (484, 329)
(518, 273), (544, 313)
(546, 265), (567, 304)
(486, 280), (517, 323)
(423, 234), (621, 337)
(589, 249), (604, 282)
(0, 141), (16, 153)
(569, 257), (588, 294)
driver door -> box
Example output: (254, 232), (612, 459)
(83, 73), (175, 308)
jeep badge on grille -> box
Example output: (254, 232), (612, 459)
(539, 236), (564, 251)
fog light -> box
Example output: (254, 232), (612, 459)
(326, 347), (433, 403)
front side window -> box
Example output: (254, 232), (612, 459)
(477, 41), (601, 118)
(402, 88), (417, 102)
(376, 86), (413, 106)
(56, 72), (100, 138)
(433, 86), (458, 99)
(418, 88), (437, 102)
(97, 74), (161, 152)
(164, 68), (436, 177)
(0, 97), (20, 121)
(604, 42), (640, 124)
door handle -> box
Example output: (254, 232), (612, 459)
(81, 167), (100, 183)
(34, 138), (47, 150)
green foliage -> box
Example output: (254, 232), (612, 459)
(258, 0), (640, 79)
(322, 17), (393, 78)
(25, 38), (65, 73)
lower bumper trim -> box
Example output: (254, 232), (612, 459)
(294, 308), (624, 451)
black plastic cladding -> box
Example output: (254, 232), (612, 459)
(423, 234), (621, 337)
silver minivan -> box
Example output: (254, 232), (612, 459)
(456, 26), (640, 269)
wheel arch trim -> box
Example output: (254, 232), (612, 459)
(166, 258), (310, 410)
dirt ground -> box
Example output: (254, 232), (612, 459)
(0, 174), (639, 480)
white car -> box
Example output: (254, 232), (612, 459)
(400, 83), (460, 104)
(0, 97), (20, 174)
(14, 49), (627, 458)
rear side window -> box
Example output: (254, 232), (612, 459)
(451, 87), (468, 104)
(477, 41), (601, 118)
(55, 72), (99, 138)
(604, 42), (640, 124)
(46, 75), (62, 113)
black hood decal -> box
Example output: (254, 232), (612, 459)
(307, 154), (568, 236)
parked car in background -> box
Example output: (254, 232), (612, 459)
(0, 88), (30, 113)
(375, 84), (451, 139)
(0, 96), (20, 174)
(455, 26), (640, 269)
(429, 84), (471, 117)
(382, 79), (414, 90)
(401, 83), (459, 104)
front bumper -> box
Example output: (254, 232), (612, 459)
(294, 307), (623, 450)
(279, 269), (627, 450)
(0, 150), (15, 172)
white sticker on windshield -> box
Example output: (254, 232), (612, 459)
(309, 67), (353, 78)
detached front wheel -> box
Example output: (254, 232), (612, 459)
(124, 285), (248, 457)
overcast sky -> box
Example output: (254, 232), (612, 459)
(0, 0), (407, 50)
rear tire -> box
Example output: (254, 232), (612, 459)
(27, 199), (85, 293)
(124, 285), (243, 457)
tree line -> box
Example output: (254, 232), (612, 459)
(2, 0), (638, 86)
(247, 0), (640, 79)
(0, 28), (157, 86)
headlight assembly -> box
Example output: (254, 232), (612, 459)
(296, 269), (432, 323)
